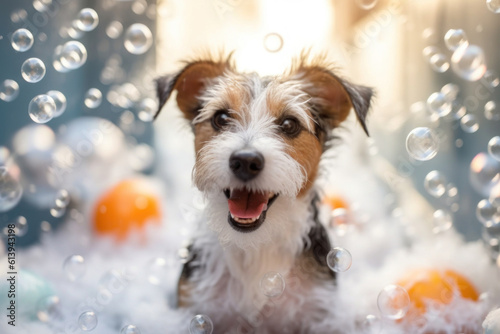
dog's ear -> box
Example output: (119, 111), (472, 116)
(292, 66), (373, 136)
(154, 60), (231, 121)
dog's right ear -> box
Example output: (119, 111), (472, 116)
(154, 60), (231, 121)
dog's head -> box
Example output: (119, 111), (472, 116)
(155, 54), (372, 245)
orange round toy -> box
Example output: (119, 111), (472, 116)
(397, 268), (479, 317)
(93, 178), (162, 241)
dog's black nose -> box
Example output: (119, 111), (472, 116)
(229, 149), (265, 182)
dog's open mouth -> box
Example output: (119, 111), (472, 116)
(223, 188), (278, 232)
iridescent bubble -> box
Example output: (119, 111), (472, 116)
(355, 0), (378, 10)
(50, 205), (66, 218)
(476, 199), (499, 228)
(263, 33), (283, 53)
(46, 90), (67, 117)
(21, 58), (46, 83)
(59, 41), (88, 70)
(429, 53), (449, 73)
(406, 127), (439, 161)
(121, 325), (141, 334)
(29, 94), (55, 124)
(138, 98), (157, 122)
(424, 170), (447, 198)
(460, 114), (479, 133)
(485, 101), (500, 121)
(63, 254), (86, 281)
(55, 189), (70, 207)
(260, 271), (285, 298)
(189, 314), (214, 334)
(487, 0), (500, 13)
(124, 24), (153, 55)
(432, 209), (453, 233)
(440, 83), (459, 102)
(14, 216), (28, 236)
(76, 8), (99, 32)
(427, 92), (452, 116)
(451, 44), (487, 81)
(377, 284), (410, 320)
(11, 28), (34, 52)
(0, 79), (19, 102)
(37, 295), (60, 322)
(84, 88), (102, 108)
(326, 247), (352, 272)
(469, 152), (500, 196)
(78, 311), (97, 331)
(106, 21), (123, 39)
(488, 137), (500, 161)
(444, 29), (468, 51)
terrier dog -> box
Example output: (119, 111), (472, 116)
(155, 54), (372, 333)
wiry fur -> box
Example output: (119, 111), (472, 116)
(155, 53), (373, 333)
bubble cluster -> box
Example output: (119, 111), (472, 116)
(444, 29), (468, 51)
(0, 79), (20, 102)
(460, 114), (479, 133)
(53, 41), (88, 72)
(260, 271), (285, 298)
(406, 127), (439, 161)
(487, 0), (500, 13)
(424, 170), (447, 198)
(78, 311), (98, 331)
(189, 314), (214, 334)
(76, 8), (99, 32)
(46, 90), (67, 117)
(377, 284), (410, 320)
(427, 92), (452, 116)
(63, 254), (86, 281)
(485, 101), (500, 121)
(263, 33), (284, 53)
(84, 88), (103, 108)
(29, 94), (56, 124)
(124, 24), (153, 55)
(11, 28), (34, 52)
(121, 325), (141, 334)
(433, 209), (453, 233)
(451, 44), (486, 81)
(21, 58), (46, 83)
(326, 247), (352, 272)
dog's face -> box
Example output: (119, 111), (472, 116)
(156, 55), (372, 245)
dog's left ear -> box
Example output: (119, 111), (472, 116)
(294, 67), (373, 136)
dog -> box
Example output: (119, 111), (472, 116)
(155, 53), (373, 333)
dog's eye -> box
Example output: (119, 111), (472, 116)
(280, 117), (301, 137)
(211, 110), (230, 130)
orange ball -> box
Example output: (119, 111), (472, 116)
(323, 194), (349, 211)
(397, 268), (479, 317)
(93, 178), (162, 241)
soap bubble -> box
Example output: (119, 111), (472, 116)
(0, 79), (20, 102)
(63, 255), (86, 281)
(0, 167), (22, 212)
(483, 70), (500, 88)
(29, 94), (56, 124)
(21, 58), (46, 83)
(422, 46), (439, 61)
(487, 0), (500, 13)
(433, 209), (453, 233)
(429, 53), (449, 73)
(37, 295), (61, 322)
(424, 170), (447, 198)
(469, 152), (500, 196)
(78, 311), (97, 331)
(448, 101), (466, 120)
(260, 271), (285, 298)
(138, 98), (157, 122)
(50, 205), (66, 218)
(189, 314), (213, 334)
(14, 216), (28, 236)
(76, 8), (99, 32)
(485, 101), (500, 121)
(377, 284), (410, 320)
(488, 137), (500, 161)
(476, 199), (499, 228)
(84, 88), (102, 108)
(355, 0), (378, 10)
(59, 41), (87, 70)
(451, 44), (486, 81)
(263, 33), (283, 53)
(427, 92), (452, 116)
(326, 247), (352, 272)
(106, 21), (123, 39)
(444, 29), (468, 51)
(121, 325), (141, 334)
(33, 0), (52, 12)
(55, 189), (70, 207)
(124, 23), (153, 55)
(132, 0), (147, 14)
(46, 90), (67, 117)
(460, 114), (479, 133)
(11, 28), (34, 52)
(406, 127), (439, 161)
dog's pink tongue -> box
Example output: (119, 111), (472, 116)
(228, 189), (268, 220)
